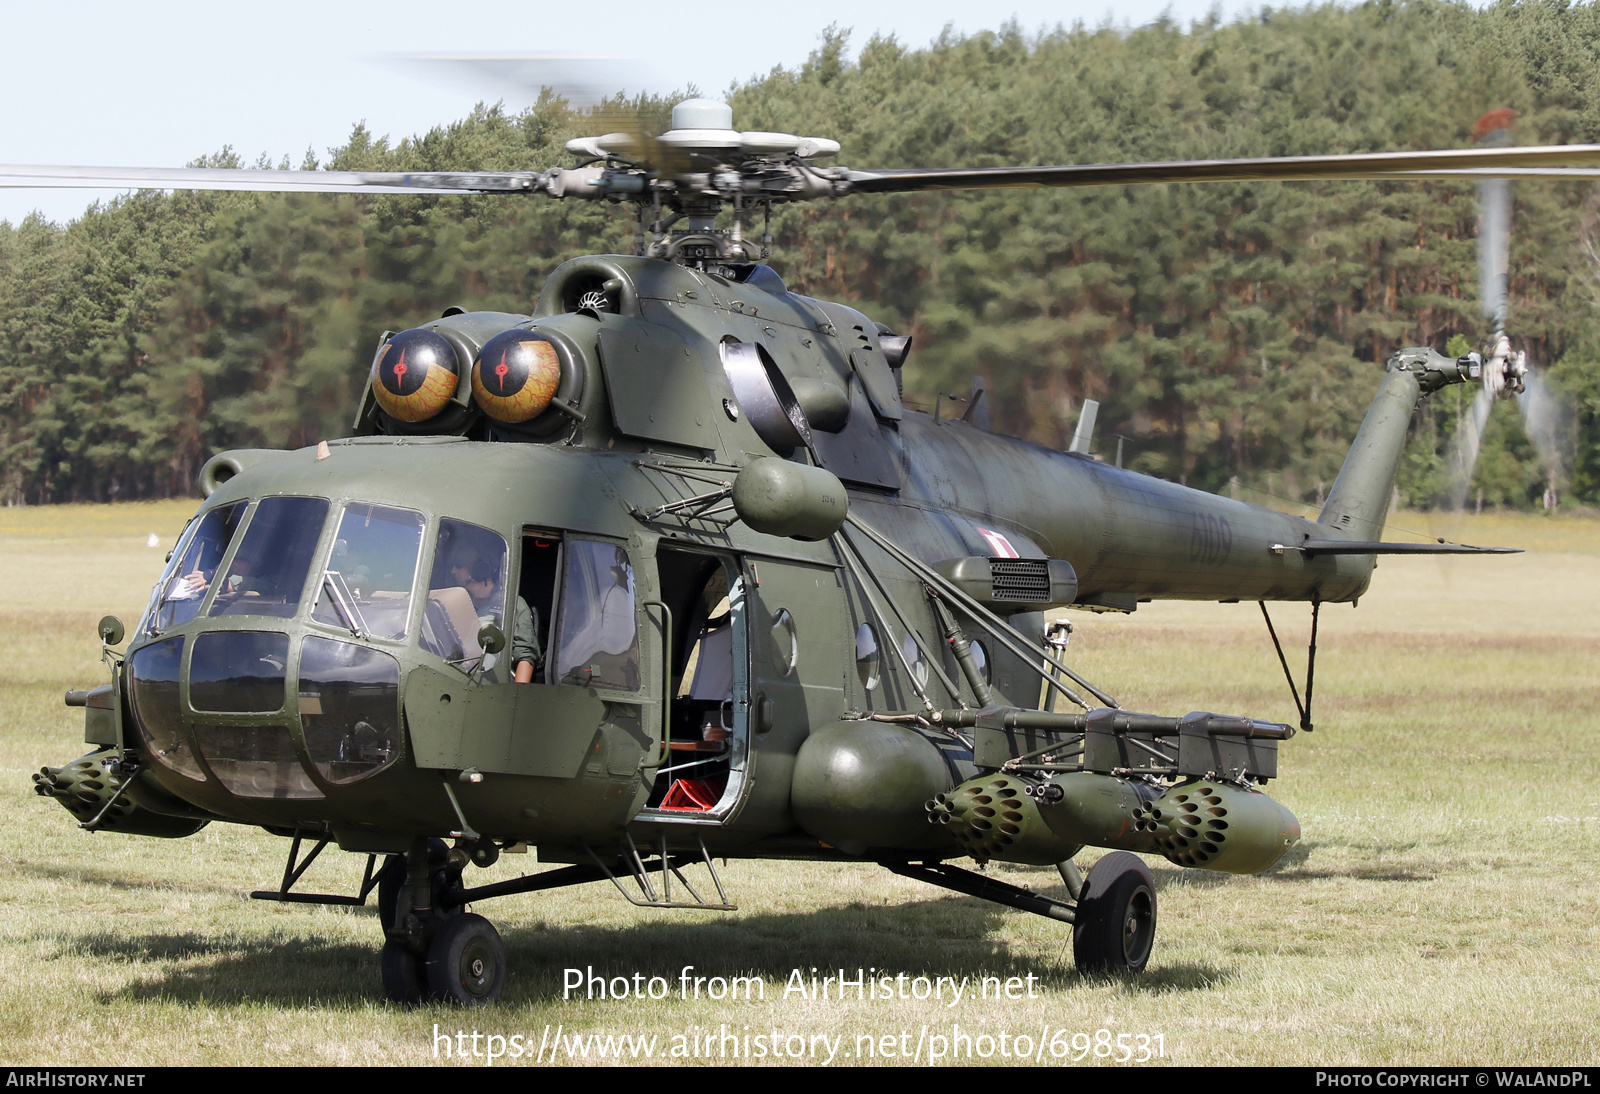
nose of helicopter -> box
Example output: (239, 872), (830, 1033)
(116, 475), (499, 828)
(125, 622), (407, 812)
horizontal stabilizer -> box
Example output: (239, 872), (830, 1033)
(1277, 540), (1522, 556)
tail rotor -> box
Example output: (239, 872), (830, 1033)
(1440, 109), (1562, 511)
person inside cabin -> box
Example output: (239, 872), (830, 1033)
(451, 554), (542, 683)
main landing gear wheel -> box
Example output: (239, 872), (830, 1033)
(380, 940), (426, 1005)
(1072, 851), (1157, 976)
(425, 913), (505, 1005)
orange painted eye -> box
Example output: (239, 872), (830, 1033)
(372, 329), (460, 422)
(472, 331), (562, 424)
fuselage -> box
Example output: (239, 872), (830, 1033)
(80, 254), (1398, 862)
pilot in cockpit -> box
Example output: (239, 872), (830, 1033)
(451, 554), (542, 683)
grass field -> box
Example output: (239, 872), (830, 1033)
(2, 500), (1597, 1067)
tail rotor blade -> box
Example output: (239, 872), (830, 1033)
(1516, 369), (1573, 509)
(1442, 386), (1495, 511)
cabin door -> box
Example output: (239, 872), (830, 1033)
(643, 546), (749, 819)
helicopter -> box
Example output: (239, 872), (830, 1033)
(24, 97), (1600, 1005)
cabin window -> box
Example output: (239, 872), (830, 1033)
(970, 639), (991, 685)
(420, 519), (509, 674)
(554, 540), (639, 691)
(769, 608), (797, 676)
(901, 632), (930, 690)
(856, 623), (880, 691)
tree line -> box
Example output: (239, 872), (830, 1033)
(2, 0), (1598, 509)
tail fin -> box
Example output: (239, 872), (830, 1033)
(1319, 348), (1477, 540)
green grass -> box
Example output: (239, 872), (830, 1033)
(2, 502), (1597, 1065)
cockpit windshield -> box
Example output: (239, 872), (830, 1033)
(311, 503), (425, 641)
(145, 502), (246, 633)
(208, 497), (330, 619)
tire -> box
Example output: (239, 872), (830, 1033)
(1072, 851), (1157, 976)
(380, 940), (425, 1005)
(376, 854), (405, 931)
(424, 912), (505, 1006)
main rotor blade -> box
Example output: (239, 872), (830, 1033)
(1475, 112), (1515, 330)
(1479, 175), (1511, 329)
(1518, 370), (1571, 504)
(386, 52), (652, 109)
(0, 165), (544, 195)
(841, 143), (1600, 194)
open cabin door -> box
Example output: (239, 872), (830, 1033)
(641, 546), (750, 822)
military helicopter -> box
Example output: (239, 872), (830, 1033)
(24, 98), (1600, 1005)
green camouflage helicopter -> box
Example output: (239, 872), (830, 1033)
(23, 99), (1600, 1005)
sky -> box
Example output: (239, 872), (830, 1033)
(1, 0), (1269, 227)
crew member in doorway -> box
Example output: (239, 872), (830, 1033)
(452, 556), (542, 682)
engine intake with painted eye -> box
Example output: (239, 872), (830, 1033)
(371, 329), (461, 424)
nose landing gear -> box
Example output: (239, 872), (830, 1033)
(381, 839), (506, 1006)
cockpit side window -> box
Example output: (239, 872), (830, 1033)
(421, 519), (509, 674)
(310, 503), (425, 641)
(146, 502), (247, 634)
(554, 540), (639, 690)
(207, 497), (330, 619)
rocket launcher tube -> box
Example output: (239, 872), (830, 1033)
(929, 770), (1299, 875)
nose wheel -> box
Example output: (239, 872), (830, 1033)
(1072, 851), (1157, 976)
(424, 913), (505, 1005)
(381, 911), (506, 1006)
(380, 939), (426, 1005)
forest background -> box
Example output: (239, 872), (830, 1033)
(3, 0), (1599, 511)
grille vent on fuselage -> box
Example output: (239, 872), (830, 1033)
(989, 559), (1051, 602)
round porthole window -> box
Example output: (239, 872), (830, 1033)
(901, 632), (930, 689)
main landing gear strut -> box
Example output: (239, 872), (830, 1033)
(885, 851), (1158, 976)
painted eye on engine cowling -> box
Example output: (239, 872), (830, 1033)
(472, 330), (562, 424)
(371, 328), (460, 422)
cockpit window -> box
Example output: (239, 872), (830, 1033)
(146, 502), (246, 633)
(555, 540), (639, 690)
(311, 503), (425, 641)
(208, 497), (330, 619)
(420, 519), (509, 672)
